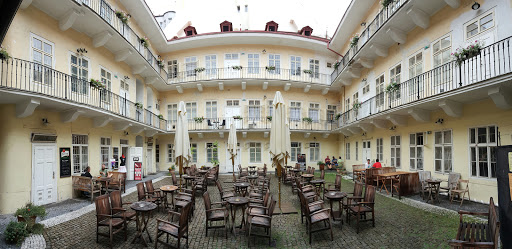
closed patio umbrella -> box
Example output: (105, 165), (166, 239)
(227, 123), (237, 182)
(269, 91), (291, 209)
(174, 101), (191, 190)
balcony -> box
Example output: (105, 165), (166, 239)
(0, 56), (166, 132)
(167, 67), (330, 86)
(166, 117), (337, 132)
(335, 36), (512, 132)
(29, 0), (168, 83)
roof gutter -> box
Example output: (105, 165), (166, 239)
(327, 40), (343, 57)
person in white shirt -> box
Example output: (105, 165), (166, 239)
(365, 159), (371, 169)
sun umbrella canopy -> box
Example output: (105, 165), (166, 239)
(269, 91), (290, 164)
(174, 101), (191, 173)
(227, 124), (237, 159)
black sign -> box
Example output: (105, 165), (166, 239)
(133, 157), (139, 161)
(59, 147), (71, 178)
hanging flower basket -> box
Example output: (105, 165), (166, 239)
(452, 40), (483, 66)
(302, 117), (313, 123)
(157, 114), (164, 120)
(233, 115), (243, 120)
(139, 36), (149, 48)
(134, 102), (143, 109)
(265, 66), (276, 71)
(194, 67), (206, 73)
(303, 69), (313, 75)
(232, 65), (243, 70)
(0, 47), (10, 61)
(266, 115), (272, 121)
(385, 81), (400, 93)
(115, 10), (129, 24)
(194, 117), (204, 123)
(89, 79), (105, 89)
(353, 102), (362, 110)
(350, 34), (360, 48)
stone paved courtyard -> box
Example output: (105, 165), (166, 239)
(43, 173), (463, 248)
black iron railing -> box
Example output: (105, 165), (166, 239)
(0, 56), (167, 130)
(335, 36), (512, 128)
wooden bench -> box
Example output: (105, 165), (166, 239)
(72, 176), (101, 202)
(352, 164), (365, 182)
(448, 197), (499, 249)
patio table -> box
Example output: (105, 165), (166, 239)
(325, 191), (347, 226)
(426, 179), (442, 204)
(94, 176), (111, 194)
(310, 179), (325, 196)
(291, 169), (301, 177)
(374, 171), (410, 194)
(234, 182), (250, 197)
(160, 185), (178, 209)
(246, 175), (259, 186)
(226, 197), (249, 236)
(182, 175), (195, 188)
(131, 201), (157, 247)
(302, 174), (314, 184)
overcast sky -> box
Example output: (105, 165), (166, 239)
(145, 0), (350, 38)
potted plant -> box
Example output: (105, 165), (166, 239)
(194, 67), (206, 73)
(139, 36), (149, 48)
(233, 115), (243, 120)
(302, 117), (313, 123)
(232, 65), (243, 70)
(157, 58), (165, 70)
(0, 46), (10, 60)
(4, 221), (28, 246)
(335, 113), (342, 120)
(317, 161), (325, 171)
(157, 114), (164, 120)
(15, 203), (46, 225)
(135, 102), (143, 109)
(385, 81), (400, 93)
(303, 69), (313, 75)
(211, 159), (220, 167)
(168, 165), (175, 173)
(336, 162), (346, 174)
(334, 60), (340, 70)
(194, 117), (205, 123)
(115, 10), (129, 24)
(89, 79), (105, 89)
(353, 102), (362, 110)
(452, 40), (483, 66)
(350, 34), (360, 48)
(265, 66), (276, 71)
(266, 115), (272, 121)
(380, 0), (393, 8)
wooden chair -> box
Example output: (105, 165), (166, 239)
(171, 171), (186, 189)
(352, 164), (365, 181)
(215, 180), (235, 201)
(136, 183), (159, 209)
(440, 172), (460, 198)
(72, 176), (101, 203)
(107, 172), (126, 193)
(155, 201), (192, 248)
(145, 180), (164, 208)
(450, 179), (470, 206)
(299, 190), (333, 244)
(343, 181), (364, 215)
(193, 175), (207, 195)
(247, 197), (277, 246)
(320, 170), (325, 180)
(418, 171), (432, 200)
(206, 166), (219, 184)
(109, 190), (136, 226)
(297, 187), (322, 224)
(247, 190), (271, 214)
(346, 185), (376, 233)
(203, 191), (228, 238)
(95, 194), (126, 248)
(391, 174), (401, 199)
(323, 174), (341, 198)
(448, 197), (499, 249)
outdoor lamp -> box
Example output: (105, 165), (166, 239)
(472, 1), (480, 10)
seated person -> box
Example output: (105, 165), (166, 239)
(331, 156), (338, 170)
(325, 156), (331, 169)
(372, 159), (382, 168)
(365, 159), (371, 169)
(81, 166), (92, 178)
(99, 164), (109, 177)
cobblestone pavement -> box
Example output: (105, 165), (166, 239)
(44, 174), (461, 248)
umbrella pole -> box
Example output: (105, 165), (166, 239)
(232, 157), (236, 182)
(277, 160), (282, 209)
(179, 156), (183, 192)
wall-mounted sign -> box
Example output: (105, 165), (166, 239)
(133, 157), (139, 161)
(59, 147), (71, 178)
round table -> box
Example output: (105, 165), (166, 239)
(226, 197), (249, 236)
(325, 191), (347, 226)
(130, 201), (157, 246)
(291, 169), (301, 177)
(246, 175), (259, 186)
(94, 177), (111, 194)
(310, 179), (325, 196)
(234, 182), (251, 197)
(160, 185), (178, 209)
(183, 175), (195, 188)
(302, 174), (314, 184)
(198, 170), (209, 176)
(426, 179), (442, 204)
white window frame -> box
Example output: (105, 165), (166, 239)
(190, 143), (197, 163)
(376, 138), (383, 162)
(308, 103), (320, 122)
(226, 99), (240, 107)
(389, 63), (402, 100)
(390, 135), (401, 168)
(167, 144), (174, 163)
(309, 58), (320, 79)
(355, 141), (359, 161)
(205, 101), (217, 119)
(100, 137), (111, 168)
(206, 142), (219, 164)
(362, 80), (370, 94)
(327, 105), (337, 121)
(247, 53), (260, 74)
(408, 51), (424, 95)
(248, 99), (261, 120)
(69, 51), (90, 95)
(291, 142), (301, 162)
(469, 125), (498, 179)
(409, 132), (425, 170)
(464, 10), (495, 40)
(375, 74), (385, 107)
(185, 102), (197, 119)
(30, 33), (55, 86)
(434, 129), (453, 174)
(345, 143), (350, 160)
(290, 55), (301, 76)
(72, 134), (88, 174)
(205, 55), (217, 75)
(309, 142), (320, 162)
(99, 66), (112, 104)
(267, 100), (273, 117)
(268, 54), (281, 74)
(432, 34), (452, 68)
(290, 101), (302, 121)
(249, 142), (262, 163)
(167, 59), (178, 78)
(185, 56), (198, 77)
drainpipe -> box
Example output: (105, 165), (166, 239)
(327, 40), (344, 57)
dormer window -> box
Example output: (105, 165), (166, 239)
(265, 21), (278, 32)
(184, 26), (197, 36)
(220, 21), (233, 32)
(299, 26), (313, 36)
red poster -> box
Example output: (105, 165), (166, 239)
(134, 162), (142, 180)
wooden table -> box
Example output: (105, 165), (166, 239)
(94, 177), (111, 194)
(353, 168), (366, 182)
(291, 169), (301, 177)
(310, 179), (325, 196)
(375, 171), (410, 194)
(198, 170), (209, 176)
(226, 197), (249, 236)
(302, 174), (314, 184)
(183, 175), (195, 188)
(160, 185), (178, 209)
(131, 201), (157, 246)
(325, 191), (347, 226)
(426, 179), (442, 204)
(246, 175), (259, 186)
(234, 182), (250, 197)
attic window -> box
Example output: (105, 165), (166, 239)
(304, 30), (311, 36)
(265, 21), (278, 32)
(220, 21), (233, 32)
(299, 26), (313, 36)
(183, 26), (197, 36)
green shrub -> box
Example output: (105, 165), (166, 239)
(4, 221), (28, 245)
(15, 203), (46, 220)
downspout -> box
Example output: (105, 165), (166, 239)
(327, 40), (344, 57)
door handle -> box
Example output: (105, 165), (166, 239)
(53, 172), (55, 179)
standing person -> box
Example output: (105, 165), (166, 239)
(372, 159), (382, 168)
(365, 159), (371, 169)
(332, 156), (338, 170)
(325, 156), (331, 169)
(99, 164), (109, 176)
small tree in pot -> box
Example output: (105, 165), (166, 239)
(317, 161), (325, 171)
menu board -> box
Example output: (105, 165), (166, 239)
(59, 147), (71, 178)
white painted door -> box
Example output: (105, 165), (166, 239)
(362, 140), (371, 163)
(146, 148), (153, 174)
(128, 147), (143, 180)
(224, 53), (240, 78)
(225, 106), (242, 129)
(225, 143), (241, 173)
(32, 144), (56, 206)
